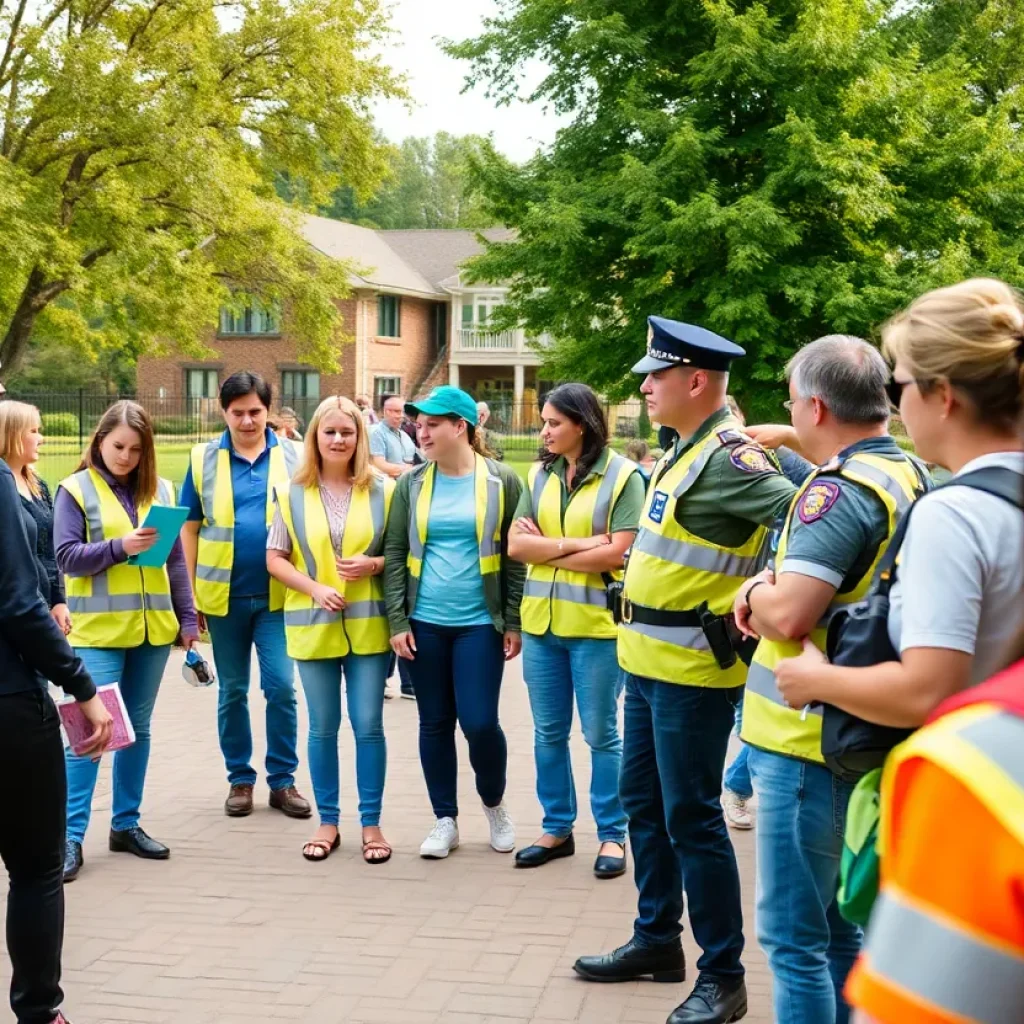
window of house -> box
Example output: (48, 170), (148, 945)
(374, 376), (401, 403)
(185, 369), (219, 399)
(218, 303), (280, 336)
(281, 370), (320, 402)
(432, 304), (448, 350)
(461, 295), (503, 329)
(378, 295), (401, 338)
(461, 303), (473, 325)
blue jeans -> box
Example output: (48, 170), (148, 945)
(408, 620), (507, 819)
(522, 632), (627, 842)
(206, 597), (298, 790)
(297, 654), (389, 827)
(724, 699), (753, 799)
(66, 643), (170, 842)
(620, 673), (744, 978)
(748, 747), (863, 1024)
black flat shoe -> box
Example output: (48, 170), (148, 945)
(109, 826), (170, 860)
(668, 973), (747, 1023)
(62, 840), (83, 884)
(594, 842), (627, 879)
(574, 936), (685, 984)
(514, 833), (575, 868)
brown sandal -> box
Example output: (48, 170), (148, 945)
(362, 837), (392, 865)
(302, 833), (340, 862)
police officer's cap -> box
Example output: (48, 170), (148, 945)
(632, 316), (746, 375)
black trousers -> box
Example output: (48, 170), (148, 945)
(0, 689), (66, 1024)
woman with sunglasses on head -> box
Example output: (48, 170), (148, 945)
(509, 384), (645, 877)
(267, 396), (394, 865)
(54, 401), (199, 882)
(383, 386), (525, 860)
(769, 278), (1024, 733)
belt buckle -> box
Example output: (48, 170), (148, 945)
(622, 597), (634, 625)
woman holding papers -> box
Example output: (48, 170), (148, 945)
(267, 396), (394, 864)
(54, 401), (198, 882)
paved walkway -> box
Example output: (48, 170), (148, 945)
(3, 650), (773, 1024)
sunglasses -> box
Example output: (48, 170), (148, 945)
(885, 379), (912, 409)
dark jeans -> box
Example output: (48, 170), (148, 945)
(408, 620), (507, 819)
(0, 689), (66, 1023)
(388, 652), (415, 694)
(621, 672), (745, 978)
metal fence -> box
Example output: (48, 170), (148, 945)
(6, 390), (654, 485)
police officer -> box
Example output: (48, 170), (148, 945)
(731, 336), (928, 1024)
(574, 318), (796, 1024)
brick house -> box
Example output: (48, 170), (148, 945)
(135, 214), (553, 429)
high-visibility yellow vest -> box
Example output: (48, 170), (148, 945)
(742, 453), (923, 763)
(521, 450), (638, 639)
(406, 455), (504, 611)
(617, 419), (768, 688)
(61, 470), (180, 649)
(189, 436), (299, 616)
(272, 475), (394, 660)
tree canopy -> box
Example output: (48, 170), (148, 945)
(320, 132), (495, 229)
(0, 0), (402, 380)
(449, 0), (1024, 417)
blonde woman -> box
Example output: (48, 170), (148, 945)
(0, 402), (71, 636)
(54, 401), (198, 881)
(267, 396), (394, 864)
(775, 277), (1024, 727)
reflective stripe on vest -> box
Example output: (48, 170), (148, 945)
(273, 474), (393, 660)
(743, 451), (923, 763)
(859, 706), (1024, 1021)
(62, 469), (179, 648)
(617, 418), (767, 688)
(406, 455), (503, 612)
(191, 438), (299, 616)
(521, 451), (637, 639)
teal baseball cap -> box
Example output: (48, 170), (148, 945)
(405, 385), (479, 425)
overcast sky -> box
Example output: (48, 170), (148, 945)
(372, 0), (568, 162)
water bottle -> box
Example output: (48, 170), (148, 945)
(182, 648), (215, 688)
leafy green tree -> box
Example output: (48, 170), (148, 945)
(1, 0), (402, 380)
(449, 0), (1024, 418)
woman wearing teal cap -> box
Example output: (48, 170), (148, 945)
(383, 386), (526, 859)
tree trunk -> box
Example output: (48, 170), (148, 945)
(0, 267), (72, 380)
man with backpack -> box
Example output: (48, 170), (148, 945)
(732, 336), (929, 1024)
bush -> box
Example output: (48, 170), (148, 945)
(41, 412), (80, 437)
(152, 416), (197, 436)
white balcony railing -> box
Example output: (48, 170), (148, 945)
(456, 328), (519, 351)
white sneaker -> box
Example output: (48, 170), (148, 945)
(420, 817), (460, 859)
(722, 789), (754, 830)
(482, 801), (516, 852)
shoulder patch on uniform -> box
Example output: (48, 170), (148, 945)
(798, 481), (841, 523)
(716, 428), (748, 447)
(729, 443), (775, 474)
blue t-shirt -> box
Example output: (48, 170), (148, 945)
(411, 471), (492, 627)
(180, 429), (278, 600)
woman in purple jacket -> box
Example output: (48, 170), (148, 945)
(54, 401), (198, 882)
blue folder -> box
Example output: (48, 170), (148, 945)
(125, 505), (190, 568)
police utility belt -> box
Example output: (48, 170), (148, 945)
(606, 579), (756, 671)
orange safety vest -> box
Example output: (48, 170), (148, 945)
(845, 659), (1024, 1023)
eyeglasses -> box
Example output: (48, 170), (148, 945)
(885, 379), (911, 409)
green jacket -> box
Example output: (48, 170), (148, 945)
(384, 458), (526, 635)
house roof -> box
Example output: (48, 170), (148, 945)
(379, 229), (515, 291)
(298, 214), (513, 297)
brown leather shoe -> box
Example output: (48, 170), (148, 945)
(225, 783), (254, 817)
(269, 786), (312, 819)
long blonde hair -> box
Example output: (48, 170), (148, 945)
(78, 400), (158, 507)
(0, 401), (42, 498)
(882, 277), (1024, 432)
(293, 395), (374, 490)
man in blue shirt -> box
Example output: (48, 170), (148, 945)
(370, 394), (419, 478)
(180, 372), (310, 819)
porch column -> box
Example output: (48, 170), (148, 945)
(450, 363), (460, 388)
(513, 363), (525, 430)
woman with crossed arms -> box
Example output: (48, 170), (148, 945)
(267, 396), (394, 865)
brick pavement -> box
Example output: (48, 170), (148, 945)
(1, 650), (773, 1024)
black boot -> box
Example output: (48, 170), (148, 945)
(574, 937), (685, 983)
(62, 840), (83, 883)
(667, 973), (747, 1023)
(109, 826), (170, 860)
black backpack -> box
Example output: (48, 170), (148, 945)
(822, 465), (1024, 782)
